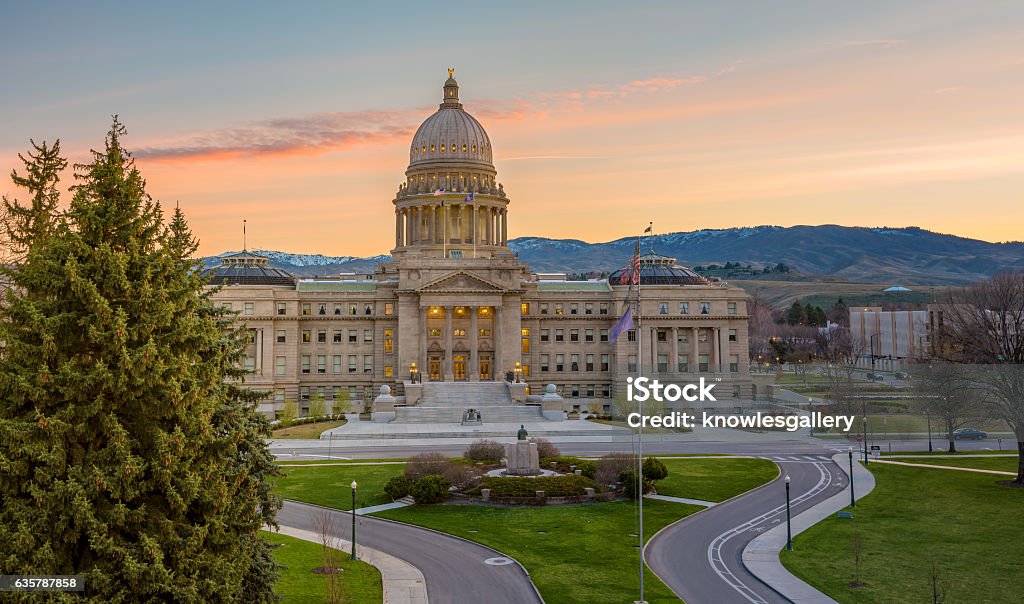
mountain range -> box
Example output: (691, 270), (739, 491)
(203, 225), (1024, 285)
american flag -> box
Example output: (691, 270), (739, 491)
(433, 188), (445, 196)
(618, 239), (642, 285)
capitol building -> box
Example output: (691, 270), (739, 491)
(208, 72), (761, 420)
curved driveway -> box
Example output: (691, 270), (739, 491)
(278, 499), (543, 604)
(645, 455), (847, 604)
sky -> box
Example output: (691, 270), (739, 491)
(1, 1), (1022, 257)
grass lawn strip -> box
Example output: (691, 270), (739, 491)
(871, 458), (1016, 475)
(271, 420), (346, 439)
(655, 457), (779, 502)
(275, 463), (405, 510)
(264, 530), (382, 604)
(780, 464), (1024, 603)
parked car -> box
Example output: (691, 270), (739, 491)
(953, 428), (987, 440)
(895, 371), (910, 380)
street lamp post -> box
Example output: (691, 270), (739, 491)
(514, 361), (522, 383)
(410, 362), (419, 384)
(863, 415), (869, 465)
(784, 475), (793, 551)
(926, 408), (933, 452)
(350, 481), (358, 560)
(848, 447), (856, 508)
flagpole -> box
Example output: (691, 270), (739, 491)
(443, 199), (448, 259)
(636, 227), (644, 604)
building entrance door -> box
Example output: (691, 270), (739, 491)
(428, 356), (441, 382)
(479, 354), (491, 381)
(453, 355), (467, 381)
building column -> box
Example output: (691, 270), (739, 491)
(395, 209), (402, 247)
(494, 305), (503, 381)
(714, 327), (722, 373)
(671, 327), (679, 374)
(470, 306), (479, 381)
(501, 209), (507, 245)
(431, 205), (439, 244)
(419, 306), (428, 381)
(444, 306), (453, 381)
(649, 326), (657, 375)
(692, 327), (700, 374)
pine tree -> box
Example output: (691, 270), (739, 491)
(0, 119), (280, 602)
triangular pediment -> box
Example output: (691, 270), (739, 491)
(417, 271), (506, 293)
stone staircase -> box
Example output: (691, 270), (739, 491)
(392, 381), (544, 424)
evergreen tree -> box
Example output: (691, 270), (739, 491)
(1, 139), (67, 264)
(0, 119), (280, 602)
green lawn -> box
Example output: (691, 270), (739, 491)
(656, 457), (779, 502)
(376, 499), (697, 604)
(272, 420), (346, 439)
(888, 456), (1019, 473)
(264, 531), (382, 603)
(276, 458), (406, 465)
(781, 464), (1024, 603)
(275, 463), (405, 510)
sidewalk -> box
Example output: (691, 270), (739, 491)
(742, 453), (876, 604)
(270, 525), (428, 604)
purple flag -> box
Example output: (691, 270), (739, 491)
(609, 306), (633, 344)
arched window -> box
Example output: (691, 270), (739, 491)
(462, 144), (467, 153)
(430, 144), (435, 152)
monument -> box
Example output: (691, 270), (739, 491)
(504, 425), (540, 476)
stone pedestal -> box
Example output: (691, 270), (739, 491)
(504, 441), (540, 476)
(371, 385), (397, 423)
(540, 384), (566, 421)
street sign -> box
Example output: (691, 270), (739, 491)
(856, 434), (864, 443)
(870, 445), (881, 458)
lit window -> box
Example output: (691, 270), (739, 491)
(302, 330), (311, 343)
(385, 303), (394, 315)
(472, 144), (476, 153)
(422, 146), (426, 153)
(521, 302), (530, 315)
(462, 144), (467, 152)
(385, 365), (393, 377)
(440, 144), (445, 153)
(302, 303), (311, 316)
(431, 144), (435, 152)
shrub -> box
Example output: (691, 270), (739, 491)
(477, 475), (601, 498)
(410, 475), (451, 504)
(642, 456), (669, 481)
(464, 439), (505, 462)
(442, 461), (478, 490)
(383, 476), (413, 501)
(405, 452), (449, 481)
(530, 437), (560, 459)
(620, 471), (654, 500)
(544, 456), (596, 479)
(595, 452), (637, 485)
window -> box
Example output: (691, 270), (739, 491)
(586, 354), (594, 372)
(540, 303), (549, 315)
(657, 330), (667, 342)
(729, 329), (737, 342)
(302, 303), (311, 316)
(334, 304), (343, 315)
(521, 329), (530, 353)
(555, 303), (563, 315)
(600, 329), (609, 342)
(478, 328), (491, 336)
(385, 365), (393, 377)
(522, 365), (530, 377)
(585, 303), (593, 315)
(586, 384), (595, 398)
(277, 302), (287, 315)
(732, 385), (741, 398)
(317, 355), (326, 374)
(628, 355), (637, 373)
(454, 328), (467, 336)
(363, 355), (373, 373)
(385, 303), (394, 316)
(585, 329), (594, 342)
(349, 304), (357, 316)
(275, 356), (286, 376)
(678, 331), (689, 343)
(570, 384), (580, 398)
(300, 386), (310, 401)
(540, 354), (550, 372)
(276, 330), (286, 343)
(679, 302), (689, 315)
(333, 329), (343, 343)
(317, 329), (327, 343)
(301, 355), (311, 374)
(223, 302), (232, 311)
(570, 303), (578, 315)
(627, 330), (636, 342)
(429, 328), (441, 337)
(571, 354), (580, 372)
(570, 329), (579, 342)
(657, 354), (668, 373)
(540, 329), (549, 342)
(364, 304), (373, 316)
(348, 355), (357, 373)
(318, 303), (327, 315)
(384, 331), (393, 354)
(602, 385), (611, 398)
(699, 329), (708, 342)
(699, 354), (710, 373)
(601, 354), (610, 371)
(317, 386), (326, 400)
(333, 355), (342, 374)
(449, 249), (462, 259)
(247, 330), (256, 344)
(331, 386), (341, 400)
(275, 389), (285, 403)
(659, 302), (668, 315)
(364, 329), (373, 342)
(244, 302), (254, 316)
(678, 355), (689, 373)
(555, 329), (564, 342)
(730, 355), (739, 373)
(302, 330), (311, 343)
(599, 302), (609, 315)
(348, 329), (357, 343)
(521, 302), (530, 315)
(701, 302), (710, 315)
(555, 354), (565, 372)
(728, 302), (737, 316)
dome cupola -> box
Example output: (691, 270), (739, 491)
(408, 69), (494, 170)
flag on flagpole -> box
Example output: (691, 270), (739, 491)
(644, 223), (652, 233)
(464, 191), (475, 203)
(609, 306), (633, 344)
(433, 188), (445, 196)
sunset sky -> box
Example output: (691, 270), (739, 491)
(1, 1), (1022, 257)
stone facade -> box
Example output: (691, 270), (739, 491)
(209, 73), (756, 418)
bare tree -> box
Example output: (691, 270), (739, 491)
(313, 510), (346, 604)
(909, 362), (987, 453)
(937, 270), (1024, 483)
(849, 531), (866, 588)
(928, 557), (947, 604)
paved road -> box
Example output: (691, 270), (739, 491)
(277, 499), (542, 604)
(645, 455), (848, 604)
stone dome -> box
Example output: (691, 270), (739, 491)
(408, 72), (494, 169)
(205, 251), (296, 286)
(608, 252), (711, 286)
